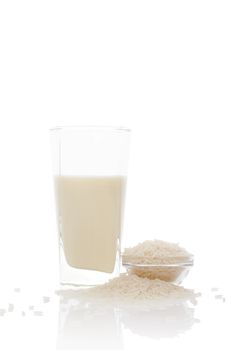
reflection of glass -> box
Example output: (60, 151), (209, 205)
(56, 291), (123, 350)
(50, 126), (130, 286)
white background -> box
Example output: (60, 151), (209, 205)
(0, 1), (233, 349)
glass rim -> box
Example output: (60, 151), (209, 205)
(49, 125), (131, 133)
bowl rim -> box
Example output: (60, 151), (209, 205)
(122, 257), (194, 269)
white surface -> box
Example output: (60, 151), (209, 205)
(0, 0), (233, 349)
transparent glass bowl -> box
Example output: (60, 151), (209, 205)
(123, 258), (194, 285)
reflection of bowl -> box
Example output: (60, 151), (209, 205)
(120, 301), (198, 339)
(123, 258), (194, 284)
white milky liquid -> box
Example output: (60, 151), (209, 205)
(55, 176), (126, 273)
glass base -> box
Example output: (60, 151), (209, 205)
(59, 239), (121, 287)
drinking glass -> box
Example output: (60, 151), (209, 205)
(50, 126), (130, 287)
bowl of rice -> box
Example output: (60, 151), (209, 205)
(122, 239), (194, 284)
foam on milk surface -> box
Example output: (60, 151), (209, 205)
(55, 176), (126, 273)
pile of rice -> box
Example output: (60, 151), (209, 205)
(84, 274), (197, 304)
(123, 239), (192, 265)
